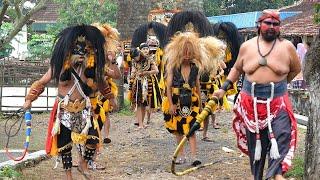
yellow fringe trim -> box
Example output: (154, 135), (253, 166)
(127, 90), (132, 101)
(225, 48), (232, 63)
(162, 96), (170, 113)
(108, 78), (118, 98)
(57, 142), (73, 153)
(50, 135), (58, 156)
(99, 105), (106, 123)
(155, 48), (163, 66)
(71, 132), (88, 145)
(103, 99), (110, 112)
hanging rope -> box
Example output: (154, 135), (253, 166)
(171, 97), (224, 176)
(5, 109), (32, 161)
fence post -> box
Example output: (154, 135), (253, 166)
(0, 86), (2, 111)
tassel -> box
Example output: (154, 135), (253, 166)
(81, 106), (92, 135)
(269, 133), (280, 159)
(81, 114), (92, 135)
(53, 156), (61, 169)
(52, 101), (62, 136)
(254, 134), (262, 161)
(64, 94), (69, 106)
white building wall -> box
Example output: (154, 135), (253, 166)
(10, 25), (29, 60)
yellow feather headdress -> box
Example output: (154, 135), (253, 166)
(199, 36), (226, 75)
(92, 23), (120, 54)
(164, 32), (226, 75)
(164, 32), (202, 73)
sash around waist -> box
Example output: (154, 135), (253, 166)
(242, 78), (287, 98)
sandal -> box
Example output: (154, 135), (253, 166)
(213, 123), (221, 129)
(88, 161), (106, 170)
(103, 138), (111, 144)
(174, 157), (186, 165)
(191, 160), (202, 167)
(201, 137), (214, 142)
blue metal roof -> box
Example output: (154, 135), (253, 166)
(207, 11), (301, 29)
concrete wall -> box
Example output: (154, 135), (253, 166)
(288, 89), (310, 117)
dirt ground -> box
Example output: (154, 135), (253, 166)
(0, 110), (306, 180)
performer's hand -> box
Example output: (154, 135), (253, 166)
(110, 98), (118, 111)
(212, 89), (225, 100)
(169, 105), (177, 115)
(23, 100), (32, 110)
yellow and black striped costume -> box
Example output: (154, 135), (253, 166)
(200, 72), (217, 108)
(163, 64), (200, 135)
(128, 57), (162, 109)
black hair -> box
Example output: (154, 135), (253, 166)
(50, 24), (106, 84)
(131, 21), (167, 49)
(165, 10), (213, 44)
(139, 43), (149, 49)
(212, 22), (242, 75)
(130, 48), (140, 58)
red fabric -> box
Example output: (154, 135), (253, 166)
(258, 9), (280, 22)
(45, 99), (58, 154)
(232, 91), (297, 174)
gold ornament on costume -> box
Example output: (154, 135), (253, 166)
(61, 99), (86, 113)
(63, 54), (71, 70)
(184, 22), (195, 32)
(225, 47), (232, 63)
(77, 35), (86, 42)
(86, 51), (95, 68)
(182, 83), (191, 90)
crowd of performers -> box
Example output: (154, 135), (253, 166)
(22, 9), (300, 180)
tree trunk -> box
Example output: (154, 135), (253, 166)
(118, 64), (125, 109)
(0, 0), (48, 50)
(303, 36), (320, 180)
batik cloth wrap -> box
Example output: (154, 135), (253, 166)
(200, 72), (219, 108)
(163, 64), (200, 135)
(128, 58), (162, 109)
(233, 78), (297, 178)
(45, 95), (104, 156)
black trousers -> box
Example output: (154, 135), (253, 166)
(246, 110), (291, 180)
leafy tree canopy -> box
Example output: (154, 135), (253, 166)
(0, 0), (49, 50)
(53, 0), (117, 29)
(204, 0), (297, 16)
(315, 3), (320, 24)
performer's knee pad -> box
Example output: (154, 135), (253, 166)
(84, 146), (96, 162)
(61, 151), (72, 170)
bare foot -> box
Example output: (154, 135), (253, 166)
(213, 123), (220, 129)
(65, 170), (72, 180)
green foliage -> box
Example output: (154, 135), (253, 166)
(315, 3), (320, 24)
(27, 33), (55, 61)
(203, 0), (296, 16)
(0, 166), (22, 178)
(224, 0), (296, 14)
(118, 99), (134, 116)
(0, 22), (14, 58)
(285, 156), (304, 179)
(53, 0), (117, 29)
(203, 0), (223, 16)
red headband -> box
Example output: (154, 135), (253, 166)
(258, 9), (280, 22)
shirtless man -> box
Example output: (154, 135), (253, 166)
(213, 10), (301, 180)
(23, 25), (114, 180)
